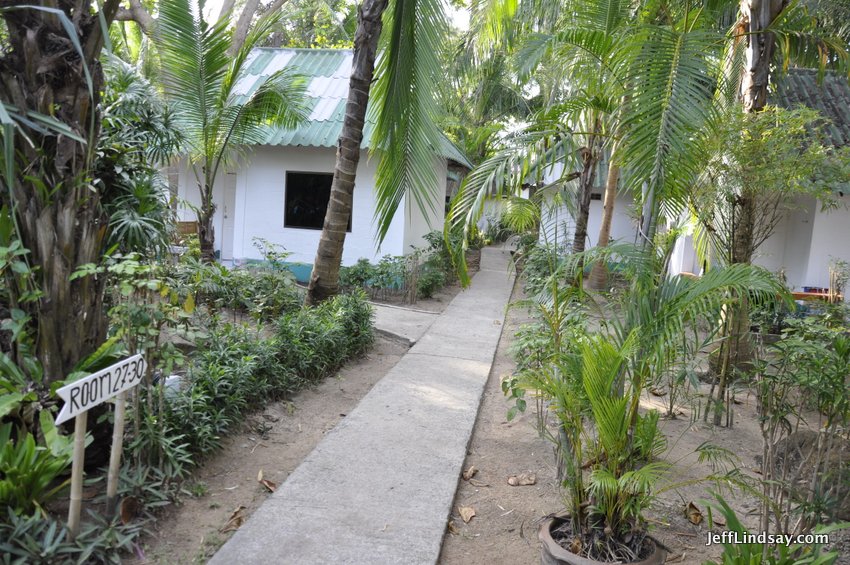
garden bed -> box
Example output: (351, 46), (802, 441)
(439, 283), (850, 564)
(126, 335), (408, 564)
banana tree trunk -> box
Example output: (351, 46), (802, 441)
(0, 2), (119, 385)
(305, 0), (388, 305)
(588, 158), (620, 290)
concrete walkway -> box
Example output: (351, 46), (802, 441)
(371, 303), (439, 346)
(209, 246), (515, 565)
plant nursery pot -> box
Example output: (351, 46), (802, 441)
(539, 515), (667, 565)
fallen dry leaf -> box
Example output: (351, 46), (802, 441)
(119, 496), (141, 525)
(462, 465), (478, 481)
(507, 472), (537, 486)
(458, 505), (476, 523)
(256, 469), (277, 492)
(468, 478), (490, 488)
(649, 387), (668, 397)
(447, 520), (460, 535)
(685, 501), (703, 525)
(220, 505), (247, 533)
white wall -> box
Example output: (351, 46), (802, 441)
(540, 192), (637, 249)
(802, 194), (850, 290)
(177, 146), (448, 266)
(751, 196), (816, 290)
(403, 156), (447, 252)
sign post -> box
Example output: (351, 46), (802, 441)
(55, 353), (147, 539)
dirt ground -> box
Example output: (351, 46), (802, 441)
(129, 276), (849, 564)
(127, 335), (408, 564)
(438, 283), (563, 564)
(439, 282), (849, 565)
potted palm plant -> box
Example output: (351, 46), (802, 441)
(527, 334), (668, 564)
(516, 242), (784, 564)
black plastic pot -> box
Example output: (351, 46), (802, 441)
(539, 515), (667, 565)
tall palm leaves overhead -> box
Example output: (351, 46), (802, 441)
(306, 0), (451, 303)
(447, 0), (732, 275)
(616, 25), (720, 243)
(371, 0), (449, 242)
(157, 0), (307, 260)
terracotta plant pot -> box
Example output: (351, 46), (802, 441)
(539, 515), (667, 565)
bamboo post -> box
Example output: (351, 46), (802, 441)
(67, 411), (88, 540)
(106, 391), (127, 514)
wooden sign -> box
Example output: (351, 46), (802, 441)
(55, 354), (146, 425)
(56, 354), (147, 539)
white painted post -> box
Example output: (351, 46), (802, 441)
(106, 391), (127, 514)
(67, 411), (88, 540)
(56, 354), (147, 538)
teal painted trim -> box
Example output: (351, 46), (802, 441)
(240, 259), (314, 283)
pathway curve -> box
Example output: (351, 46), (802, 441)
(209, 246), (515, 565)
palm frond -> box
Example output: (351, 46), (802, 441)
(616, 25), (722, 241)
(371, 0), (449, 244)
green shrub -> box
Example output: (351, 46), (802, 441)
(276, 291), (374, 381)
(339, 258), (376, 291)
(417, 260), (446, 299)
(0, 508), (144, 565)
(158, 292), (372, 463)
(0, 419), (73, 516)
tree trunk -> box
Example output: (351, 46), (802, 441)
(198, 181), (217, 262)
(571, 134), (601, 256)
(739, 0), (788, 113)
(229, 0), (262, 57)
(305, 0), (389, 305)
(710, 0), (787, 416)
(0, 2), (120, 385)
(588, 157), (620, 290)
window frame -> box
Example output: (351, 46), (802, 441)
(283, 170), (351, 232)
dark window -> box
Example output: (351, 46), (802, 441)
(284, 172), (350, 231)
(590, 193), (602, 201)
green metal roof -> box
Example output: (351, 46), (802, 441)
(237, 47), (473, 168)
(772, 69), (850, 148)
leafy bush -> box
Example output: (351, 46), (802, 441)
(339, 258), (376, 291)
(0, 508), (144, 565)
(0, 417), (74, 516)
(417, 259), (447, 299)
(275, 291), (374, 381)
(159, 292), (373, 461)
(167, 257), (301, 322)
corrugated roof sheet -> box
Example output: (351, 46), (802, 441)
(236, 47), (472, 168)
(772, 69), (850, 148)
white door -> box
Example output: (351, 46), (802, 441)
(221, 173), (237, 261)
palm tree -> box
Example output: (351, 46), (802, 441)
(447, 0), (724, 284)
(156, 0), (307, 261)
(0, 3), (121, 384)
(305, 0), (447, 303)
(700, 1), (849, 418)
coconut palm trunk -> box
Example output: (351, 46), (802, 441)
(0, 2), (120, 384)
(588, 157), (620, 289)
(305, 0), (389, 305)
